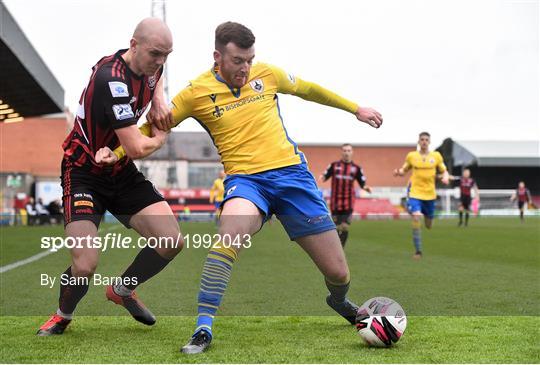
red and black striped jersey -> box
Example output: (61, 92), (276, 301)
(517, 187), (531, 203)
(459, 177), (476, 197)
(323, 160), (366, 212)
(62, 49), (162, 173)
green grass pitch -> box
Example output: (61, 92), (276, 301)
(1, 217), (539, 363)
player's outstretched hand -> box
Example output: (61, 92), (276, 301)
(364, 186), (372, 193)
(440, 175), (450, 185)
(147, 100), (173, 131)
(355, 106), (383, 128)
(393, 168), (403, 177)
(95, 147), (118, 166)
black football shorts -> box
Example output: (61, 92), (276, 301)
(61, 159), (165, 228)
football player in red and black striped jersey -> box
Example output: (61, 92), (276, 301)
(450, 168), (480, 227)
(511, 181), (532, 222)
(37, 18), (183, 337)
(319, 144), (371, 247)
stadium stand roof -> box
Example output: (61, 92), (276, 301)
(0, 2), (64, 120)
(438, 139), (540, 167)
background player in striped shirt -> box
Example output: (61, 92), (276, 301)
(37, 18), (183, 336)
(449, 168), (480, 227)
(511, 181), (532, 222)
(319, 144), (371, 247)
(393, 132), (449, 259)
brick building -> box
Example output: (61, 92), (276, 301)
(300, 144), (415, 189)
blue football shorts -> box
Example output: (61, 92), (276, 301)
(222, 163), (335, 240)
(407, 198), (435, 219)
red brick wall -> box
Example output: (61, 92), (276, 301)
(0, 117), (68, 177)
(0, 122), (415, 186)
(299, 144), (415, 187)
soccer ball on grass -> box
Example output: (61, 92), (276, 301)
(355, 297), (407, 347)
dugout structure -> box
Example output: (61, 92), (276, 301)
(437, 139), (540, 212)
(437, 139), (540, 193)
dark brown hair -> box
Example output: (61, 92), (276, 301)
(215, 22), (255, 51)
(419, 131), (431, 138)
(341, 143), (353, 149)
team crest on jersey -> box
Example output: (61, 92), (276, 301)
(429, 159), (435, 164)
(350, 166), (357, 174)
(249, 79), (264, 93)
(147, 76), (157, 89)
(108, 81), (129, 97)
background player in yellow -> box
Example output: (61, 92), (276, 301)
(209, 170), (225, 219)
(98, 21), (383, 354)
(393, 132), (449, 259)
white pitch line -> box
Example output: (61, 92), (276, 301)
(0, 249), (57, 274)
(0, 224), (123, 274)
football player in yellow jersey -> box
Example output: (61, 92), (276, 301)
(209, 170), (226, 217)
(393, 132), (449, 259)
(98, 21), (383, 354)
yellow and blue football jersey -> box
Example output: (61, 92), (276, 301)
(114, 63), (358, 175)
(403, 151), (447, 200)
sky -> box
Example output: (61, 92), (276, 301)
(3, 0), (539, 148)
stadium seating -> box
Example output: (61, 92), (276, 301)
(353, 198), (400, 219)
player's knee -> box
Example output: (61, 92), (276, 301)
(326, 266), (350, 285)
(219, 226), (249, 242)
(156, 232), (184, 259)
(174, 234), (185, 252)
(72, 261), (97, 278)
